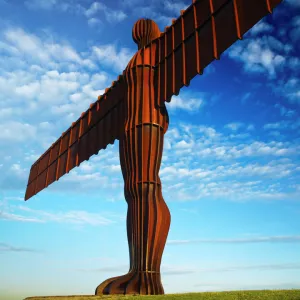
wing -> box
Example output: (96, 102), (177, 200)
(153, 0), (283, 107)
(24, 75), (126, 201)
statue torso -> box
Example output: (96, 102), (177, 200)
(122, 43), (169, 134)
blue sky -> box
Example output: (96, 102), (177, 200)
(0, 0), (300, 299)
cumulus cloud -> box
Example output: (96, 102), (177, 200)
(2, 27), (93, 69)
(161, 160), (297, 182)
(168, 94), (204, 112)
(263, 120), (300, 130)
(249, 20), (274, 36)
(84, 2), (127, 24)
(227, 38), (286, 79)
(87, 17), (102, 28)
(0, 25), (136, 197)
(92, 44), (135, 73)
(226, 15), (299, 105)
(0, 3), (299, 210)
(274, 103), (296, 117)
(163, 0), (189, 15)
(0, 121), (37, 143)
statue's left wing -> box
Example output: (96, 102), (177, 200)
(24, 75), (126, 201)
(153, 0), (283, 108)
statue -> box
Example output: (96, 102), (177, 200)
(24, 0), (283, 296)
(94, 19), (171, 295)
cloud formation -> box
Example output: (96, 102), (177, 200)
(168, 235), (300, 245)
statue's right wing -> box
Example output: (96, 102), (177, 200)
(25, 75), (126, 201)
(151, 0), (283, 108)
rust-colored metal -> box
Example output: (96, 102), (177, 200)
(24, 0), (284, 296)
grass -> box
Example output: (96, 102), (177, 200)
(23, 289), (300, 300)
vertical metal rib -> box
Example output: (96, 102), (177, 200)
(233, 0), (242, 39)
(209, 0), (219, 59)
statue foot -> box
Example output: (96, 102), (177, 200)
(95, 270), (164, 295)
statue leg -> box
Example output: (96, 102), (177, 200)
(95, 123), (171, 295)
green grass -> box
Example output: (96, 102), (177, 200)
(24, 289), (300, 300)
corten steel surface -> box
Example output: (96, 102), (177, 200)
(24, 0), (284, 296)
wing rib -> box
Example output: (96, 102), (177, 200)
(153, 0), (283, 106)
(24, 75), (126, 201)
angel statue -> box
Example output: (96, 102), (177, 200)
(95, 18), (171, 295)
(24, 0), (283, 295)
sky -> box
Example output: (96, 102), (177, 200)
(0, 0), (300, 299)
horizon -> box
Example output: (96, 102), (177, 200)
(0, 0), (300, 300)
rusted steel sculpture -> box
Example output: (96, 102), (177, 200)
(25, 0), (283, 295)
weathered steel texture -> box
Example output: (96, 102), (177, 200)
(24, 0), (283, 296)
(95, 20), (170, 295)
(95, 123), (170, 295)
(155, 0), (284, 106)
(24, 75), (126, 201)
(95, 0), (283, 294)
(132, 18), (161, 50)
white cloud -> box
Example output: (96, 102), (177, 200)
(92, 44), (135, 73)
(84, 2), (104, 17)
(1, 204), (121, 226)
(227, 29), (294, 79)
(2, 28), (91, 69)
(81, 83), (104, 99)
(87, 17), (102, 27)
(0, 107), (14, 119)
(197, 125), (220, 139)
(105, 10), (127, 23)
(4, 28), (48, 62)
(24, 0), (126, 27)
(274, 103), (296, 117)
(168, 94), (204, 112)
(246, 124), (255, 131)
(249, 20), (273, 35)
(224, 122), (244, 131)
(226, 19), (299, 105)
(0, 121), (37, 143)
(168, 235), (300, 245)
(84, 2), (127, 23)
(24, 0), (85, 15)
(163, 0), (189, 15)
(90, 72), (108, 88)
(162, 160), (297, 183)
(263, 120), (293, 130)
(175, 140), (194, 149)
(0, 25), (135, 198)
(0, 0), (298, 217)
(15, 81), (40, 99)
(159, 119), (299, 202)
(268, 130), (281, 137)
(79, 162), (94, 173)
(0, 211), (44, 223)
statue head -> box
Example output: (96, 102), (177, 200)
(132, 18), (161, 49)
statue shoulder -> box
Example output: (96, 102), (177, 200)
(126, 45), (158, 70)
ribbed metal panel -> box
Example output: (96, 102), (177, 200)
(156, 0), (283, 103)
(24, 75), (126, 201)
